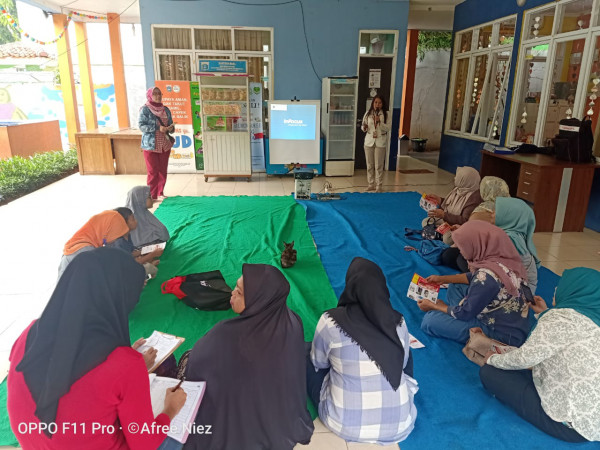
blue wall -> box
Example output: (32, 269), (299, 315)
(139, 0), (409, 106)
(440, 0), (600, 231)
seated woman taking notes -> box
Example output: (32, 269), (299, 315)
(57, 210), (129, 280)
(8, 248), (186, 450)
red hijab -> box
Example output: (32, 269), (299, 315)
(145, 87), (166, 117)
(452, 221), (526, 296)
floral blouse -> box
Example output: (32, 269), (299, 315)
(449, 265), (531, 346)
(488, 308), (600, 442)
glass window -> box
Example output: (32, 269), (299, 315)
(499, 18), (516, 46)
(235, 30), (271, 52)
(581, 35), (600, 134)
(359, 32), (396, 55)
(472, 52), (511, 140)
(238, 55), (270, 130)
(154, 28), (192, 50)
(157, 54), (191, 81)
(194, 29), (232, 51)
(467, 54), (489, 130)
(449, 58), (470, 131)
(526, 7), (556, 40)
(540, 39), (586, 145)
(559, 0), (593, 33)
(513, 44), (549, 143)
(458, 31), (473, 53)
(477, 24), (493, 49)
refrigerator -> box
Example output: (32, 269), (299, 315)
(321, 77), (358, 176)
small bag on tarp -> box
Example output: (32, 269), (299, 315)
(552, 116), (595, 163)
(161, 270), (232, 311)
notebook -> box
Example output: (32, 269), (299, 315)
(141, 241), (166, 255)
(136, 330), (185, 373)
(149, 374), (206, 443)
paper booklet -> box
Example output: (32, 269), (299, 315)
(136, 331), (185, 373)
(436, 222), (452, 235)
(407, 273), (440, 304)
(141, 241), (166, 255)
(419, 194), (440, 212)
(408, 333), (425, 349)
(149, 374), (206, 444)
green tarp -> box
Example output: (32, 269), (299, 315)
(0, 195), (337, 445)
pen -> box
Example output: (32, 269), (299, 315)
(174, 378), (184, 391)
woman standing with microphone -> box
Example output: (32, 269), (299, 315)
(361, 95), (389, 192)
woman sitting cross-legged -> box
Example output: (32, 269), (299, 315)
(181, 264), (314, 450)
(419, 221), (531, 346)
(423, 166), (482, 229)
(110, 207), (164, 277)
(480, 267), (600, 443)
(441, 198), (540, 294)
(57, 210), (130, 280)
(125, 185), (170, 247)
(307, 257), (418, 445)
(8, 248), (187, 450)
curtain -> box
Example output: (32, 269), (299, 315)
(235, 30), (270, 51)
(195, 29), (232, 50)
(154, 28), (192, 49)
(159, 55), (191, 81)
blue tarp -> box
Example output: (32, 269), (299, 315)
(299, 191), (592, 450)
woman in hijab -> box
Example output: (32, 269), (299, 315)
(139, 86), (174, 201)
(494, 197), (540, 294)
(419, 221), (531, 346)
(481, 267), (600, 443)
(438, 175), (509, 247)
(8, 248), (187, 449)
(182, 264), (314, 449)
(478, 176), (510, 213)
(57, 210), (130, 280)
(125, 185), (170, 247)
(424, 166), (482, 227)
(307, 257), (418, 444)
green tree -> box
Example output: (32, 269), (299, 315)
(417, 31), (453, 61)
(0, 0), (19, 45)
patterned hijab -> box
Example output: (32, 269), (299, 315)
(125, 186), (170, 246)
(480, 176), (510, 203)
(442, 166), (481, 216)
(453, 221), (526, 297)
(547, 267), (600, 328)
(144, 87), (165, 117)
(495, 197), (540, 268)
(63, 211), (129, 255)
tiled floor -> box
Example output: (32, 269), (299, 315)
(1, 156), (599, 450)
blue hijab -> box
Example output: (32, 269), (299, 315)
(541, 267), (600, 328)
(495, 197), (540, 268)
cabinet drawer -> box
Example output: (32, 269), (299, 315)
(519, 165), (540, 184)
(517, 180), (537, 203)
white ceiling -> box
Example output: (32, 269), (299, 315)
(20, 0), (464, 24)
(20, 0), (141, 23)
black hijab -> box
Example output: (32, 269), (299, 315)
(184, 264), (314, 450)
(16, 248), (145, 427)
(327, 257), (405, 390)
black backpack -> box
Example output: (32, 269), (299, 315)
(161, 270), (232, 311)
(552, 116), (595, 163)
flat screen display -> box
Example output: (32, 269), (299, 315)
(270, 104), (317, 140)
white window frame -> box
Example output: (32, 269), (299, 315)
(507, 0), (600, 147)
(444, 14), (517, 144)
(151, 25), (274, 101)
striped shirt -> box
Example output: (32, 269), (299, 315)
(311, 314), (418, 444)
